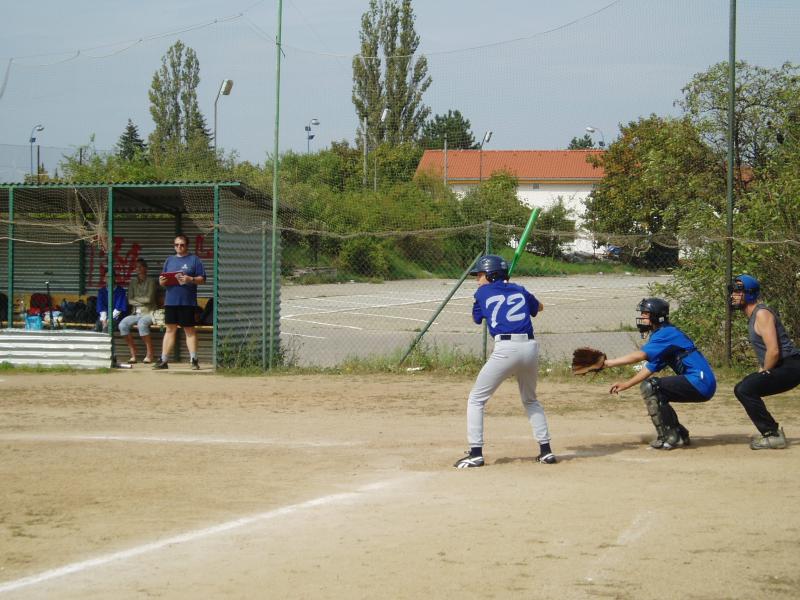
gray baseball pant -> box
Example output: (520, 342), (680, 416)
(466, 338), (550, 447)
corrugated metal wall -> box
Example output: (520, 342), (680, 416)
(216, 225), (280, 369)
(0, 215), (214, 298)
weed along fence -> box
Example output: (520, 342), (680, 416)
(0, 182), (281, 369)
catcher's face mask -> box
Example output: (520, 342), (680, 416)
(636, 311), (653, 336)
(727, 281), (746, 310)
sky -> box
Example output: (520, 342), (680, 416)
(1, 0), (799, 176)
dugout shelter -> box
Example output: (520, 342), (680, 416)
(0, 181), (281, 369)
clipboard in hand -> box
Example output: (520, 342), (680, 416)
(160, 271), (182, 286)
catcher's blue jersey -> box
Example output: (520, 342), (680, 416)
(642, 325), (716, 398)
(472, 280), (539, 338)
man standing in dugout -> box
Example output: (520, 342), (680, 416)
(154, 234), (207, 371)
(730, 274), (800, 449)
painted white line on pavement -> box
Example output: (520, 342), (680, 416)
(281, 317), (363, 330)
(282, 332), (327, 339)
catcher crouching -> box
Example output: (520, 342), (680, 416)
(602, 298), (717, 450)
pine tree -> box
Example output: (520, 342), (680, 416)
(116, 119), (147, 160)
(568, 134), (594, 149)
(419, 110), (477, 149)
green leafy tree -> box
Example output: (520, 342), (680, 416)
(677, 61), (800, 176)
(148, 40), (210, 153)
(352, 0), (431, 146)
(568, 134), (594, 149)
(116, 119), (147, 160)
(419, 110), (477, 149)
(529, 198), (575, 258)
(584, 114), (723, 266)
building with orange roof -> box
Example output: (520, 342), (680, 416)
(415, 149), (605, 221)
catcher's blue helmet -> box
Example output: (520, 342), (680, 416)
(728, 274), (760, 307)
(470, 254), (508, 282)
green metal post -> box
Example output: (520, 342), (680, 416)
(213, 185), (220, 368)
(174, 210), (183, 363)
(269, 0), (284, 370)
(725, 0), (736, 366)
(78, 239), (86, 296)
(261, 221), (267, 370)
(482, 220), (491, 361)
(107, 187), (115, 361)
(7, 187), (14, 328)
(398, 250), (485, 366)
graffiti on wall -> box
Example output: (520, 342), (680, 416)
(88, 235), (212, 288)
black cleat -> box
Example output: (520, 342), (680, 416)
(536, 452), (557, 464)
(453, 453), (484, 468)
(191, 358), (200, 370)
(153, 358), (168, 370)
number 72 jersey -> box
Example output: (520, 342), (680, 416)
(472, 281), (540, 338)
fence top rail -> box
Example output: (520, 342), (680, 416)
(0, 181), (242, 189)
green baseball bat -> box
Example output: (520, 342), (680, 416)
(508, 207), (541, 277)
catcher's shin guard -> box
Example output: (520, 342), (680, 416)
(640, 378), (679, 445)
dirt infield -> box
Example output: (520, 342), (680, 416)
(1, 369), (799, 599)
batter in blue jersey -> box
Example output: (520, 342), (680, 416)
(453, 255), (556, 468)
(605, 297), (716, 450)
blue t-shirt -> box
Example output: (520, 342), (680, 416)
(96, 285), (128, 314)
(162, 254), (207, 307)
(472, 280), (539, 338)
(642, 325), (716, 398)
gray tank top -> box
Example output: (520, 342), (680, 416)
(748, 304), (799, 366)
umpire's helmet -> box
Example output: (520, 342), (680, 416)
(636, 297), (669, 336)
(728, 274), (760, 309)
(470, 254), (509, 282)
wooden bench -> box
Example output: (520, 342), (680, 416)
(10, 293), (213, 332)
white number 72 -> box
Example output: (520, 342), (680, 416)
(485, 293), (527, 328)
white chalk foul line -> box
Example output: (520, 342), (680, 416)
(0, 474), (425, 595)
(0, 433), (362, 448)
(584, 510), (655, 584)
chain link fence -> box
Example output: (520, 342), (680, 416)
(1, 0), (798, 369)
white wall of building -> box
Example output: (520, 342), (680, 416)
(449, 181), (599, 254)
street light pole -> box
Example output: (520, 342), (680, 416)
(213, 79), (234, 150)
(374, 108), (389, 192)
(478, 130), (492, 183)
(29, 124), (44, 178)
(585, 125), (605, 148)
(305, 118), (320, 153)
(362, 116), (368, 187)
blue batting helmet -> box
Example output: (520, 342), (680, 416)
(470, 255), (508, 282)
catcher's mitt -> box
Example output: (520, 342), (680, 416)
(571, 347), (606, 375)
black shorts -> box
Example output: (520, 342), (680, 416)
(165, 305), (197, 328)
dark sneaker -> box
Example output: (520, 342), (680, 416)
(153, 359), (168, 370)
(651, 428), (683, 450)
(677, 424), (691, 447)
(191, 358), (200, 371)
(750, 427), (787, 450)
(536, 452), (557, 464)
(453, 453), (484, 468)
